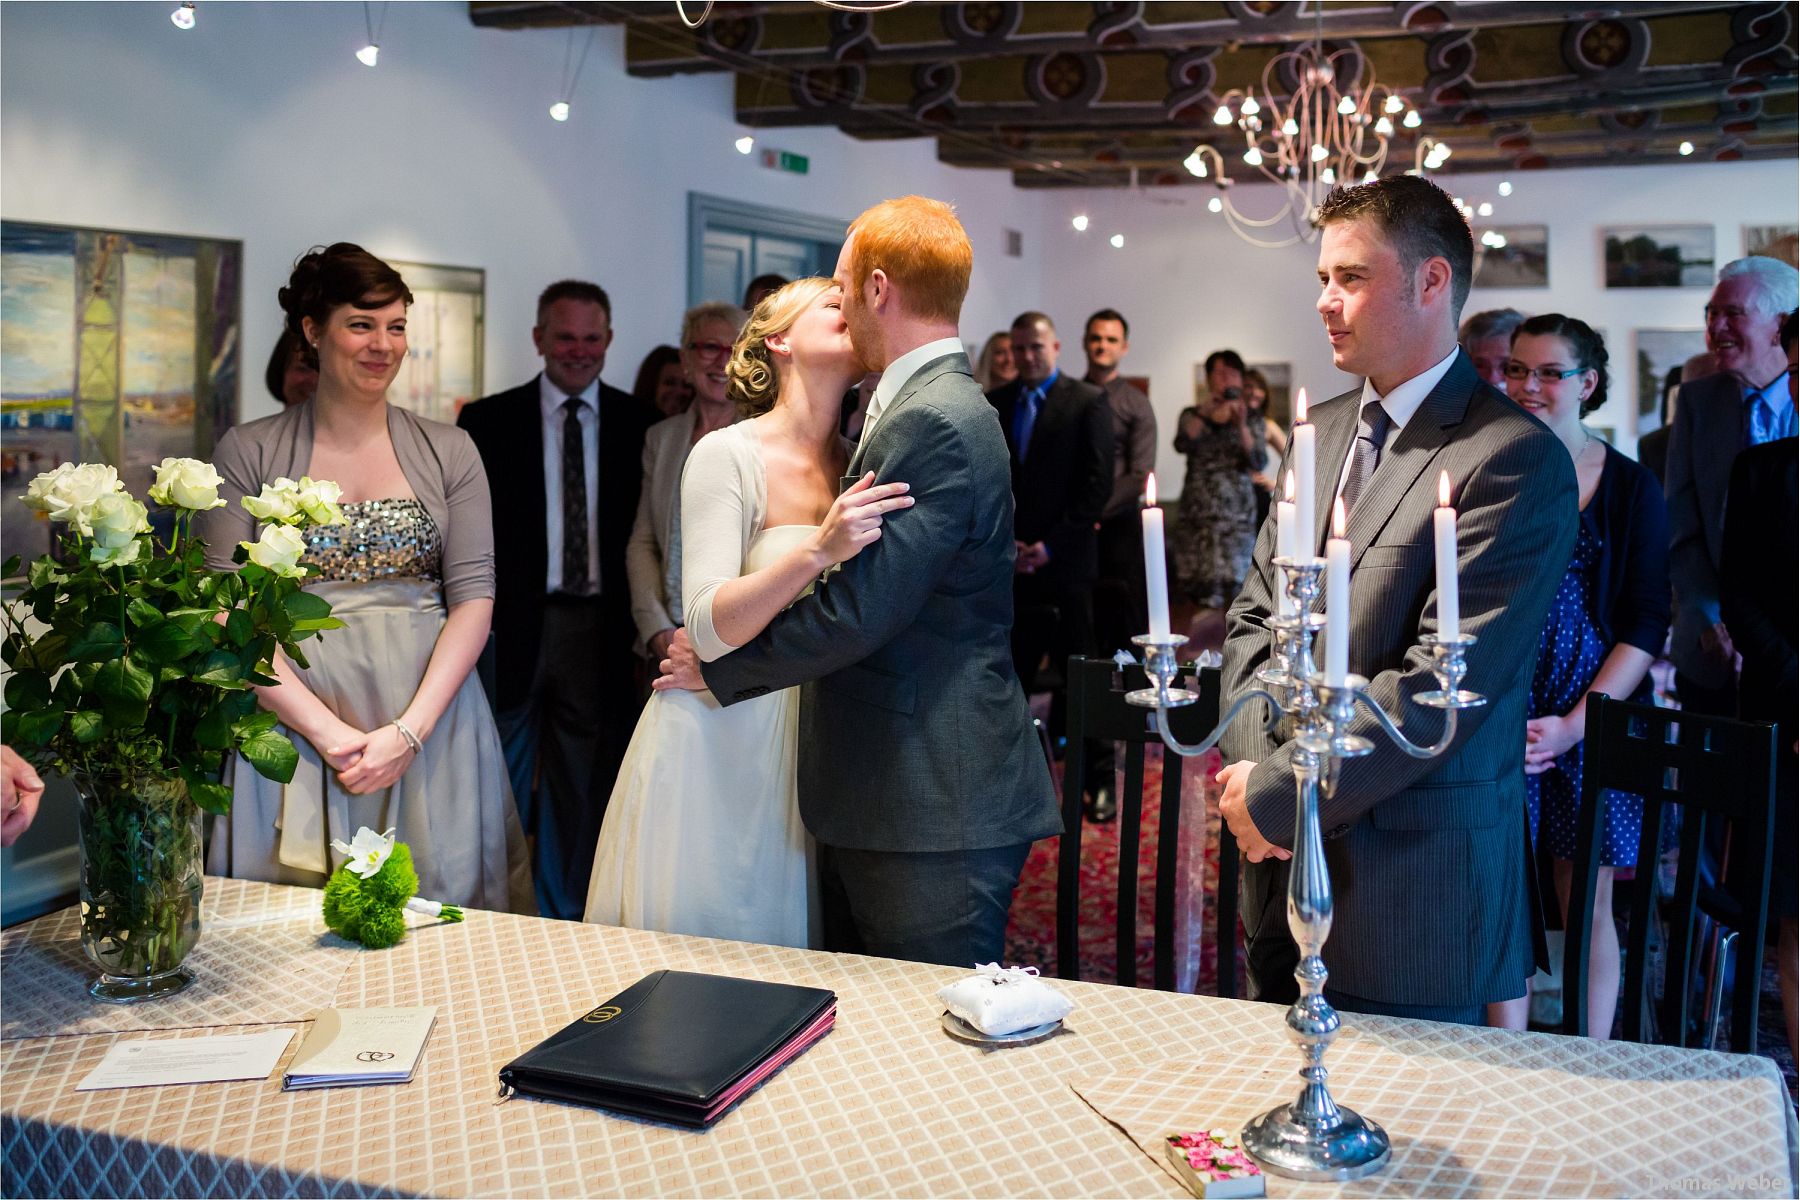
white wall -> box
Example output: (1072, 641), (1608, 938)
(1036, 159), (1799, 492)
(0, 1), (1048, 423)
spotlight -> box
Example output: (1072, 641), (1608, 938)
(356, 44), (380, 66)
(1375, 116), (1393, 136)
(1109, 233), (1125, 249)
(1182, 150), (1207, 178)
(1208, 196), (1223, 213)
(735, 135), (755, 154)
(1072, 214), (1090, 232)
(1310, 143), (1328, 162)
(1243, 147), (1263, 166)
(1320, 167), (1336, 186)
(1497, 180), (1513, 196)
(549, 101), (570, 122)
(1491, 233), (1507, 248)
(1403, 110), (1422, 129)
(170, 2), (195, 28)
(1678, 140), (1694, 156)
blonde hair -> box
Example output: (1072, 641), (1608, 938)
(725, 277), (837, 418)
(679, 301), (747, 356)
(845, 195), (972, 325)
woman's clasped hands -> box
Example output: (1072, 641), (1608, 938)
(321, 719), (419, 795)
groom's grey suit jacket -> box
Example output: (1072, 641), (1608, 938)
(1221, 350), (1576, 1008)
(699, 352), (1061, 854)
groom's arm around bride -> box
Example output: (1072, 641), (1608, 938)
(661, 196), (1059, 967)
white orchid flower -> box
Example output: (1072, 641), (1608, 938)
(330, 826), (396, 878)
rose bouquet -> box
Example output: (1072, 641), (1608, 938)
(1, 460), (345, 1000)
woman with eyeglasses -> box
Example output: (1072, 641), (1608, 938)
(625, 303), (746, 674)
(1486, 313), (1670, 1035)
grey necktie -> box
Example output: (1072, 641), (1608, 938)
(1339, 400), (1392, 515)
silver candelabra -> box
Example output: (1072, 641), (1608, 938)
(1126, 553), (1484, 1181)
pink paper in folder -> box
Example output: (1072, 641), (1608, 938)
(702, 1006), (837, 1122)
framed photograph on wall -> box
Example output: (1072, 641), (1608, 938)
(1603, 225), (1715, 288)
(1472, 225), (1549, 288)
(1743, 224), (1798, 265)
(1634, 328), (1706, 436)
(1, 219), (241, 568)
(385, 259), (484, 424)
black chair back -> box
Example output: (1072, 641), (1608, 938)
(1057, 657), (1230, 993)
(1565, 694), (1779, 1051)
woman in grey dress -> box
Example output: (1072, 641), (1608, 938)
(197, 244), (532, 912)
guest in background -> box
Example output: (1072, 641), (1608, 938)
(1719, 310), (1797, 1060)
(1459, 307), (1527, 389)
(975, 330), (1018, 392)
(988, 311), (1113, 801)
(203, 243), (531, 911)
(264, 328), (318, 409)
(1485, 314), (1669, 1035)
(743, 273), (789, 311)
(626, 303), (746, 674)
(1172, 349), (1259, 653)
(1637, 367), (1680, 487)
(1667, 257), (1798, 717)
(457, 280), (651, 919)
(1242, 367), (1283, 527)
(630, 344), (691, 420)
(1, 745), (44, 849)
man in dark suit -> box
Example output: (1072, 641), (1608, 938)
(658, 195), (1060, 966)
(457, 281), (651, 919)
(1666, 257), (1798, 717)
(988, 311), (1114, 805)
(1218, 175), (1577, 1024)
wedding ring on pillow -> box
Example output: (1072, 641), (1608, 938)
(936, 963), (1073, 1042)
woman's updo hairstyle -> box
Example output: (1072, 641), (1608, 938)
(726, 276), (836, 419)
(278, 243), (413, 367)
(1512, 312), (1609, 416)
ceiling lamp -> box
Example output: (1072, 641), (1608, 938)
(357, 2), (385, 66)
(1179, 10), (1413, 249)
(170, 3), (195, 29)
(1072, 213), (1090, 231)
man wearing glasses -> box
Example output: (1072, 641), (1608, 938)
(459, 281), (653, 919)
(1666, 256), (1799, 717)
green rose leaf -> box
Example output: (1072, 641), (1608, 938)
(282, 590), (333, 622)
(67, 622), (126, 663)
(240, 728), (299, 784)
(94, 657), (155, 727)
(23, 631), (70, 673)
(69, 710), (106, 743)
(224, 607), (254, 646)
(2, 554), (19, 578)
(189, 778), (233, 816)
(3, 707), (61, 746)
(193, 705), (233, 750)
(192, 649), (246, 687)
(126, 597), (164, 628)
(3, 671), (51, 711)
(136, 619), (205, 664)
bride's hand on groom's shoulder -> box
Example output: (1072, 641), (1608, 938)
(651, 629), (704, 694)
(810, 472), (913, 567)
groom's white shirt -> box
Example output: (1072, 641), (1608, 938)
(861, 336), (965, 439)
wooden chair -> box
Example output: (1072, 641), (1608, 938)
(1057, 657), (1235, 993)
(1563, 694), (1779, 1052)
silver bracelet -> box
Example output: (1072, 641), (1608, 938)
(391, 718), (423, 755)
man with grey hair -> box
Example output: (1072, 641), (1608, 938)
(1666, 255), (1800, 715)
(1457, 307), (1527, 389)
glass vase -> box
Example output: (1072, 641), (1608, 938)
(74, 771), (204, 1003)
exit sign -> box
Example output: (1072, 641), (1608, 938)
(761, 149), (809, 175)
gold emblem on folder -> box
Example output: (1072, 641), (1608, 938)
(582, 1005), (623, 1024)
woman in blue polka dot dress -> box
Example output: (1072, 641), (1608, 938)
(1490, 315), (1670, 1037)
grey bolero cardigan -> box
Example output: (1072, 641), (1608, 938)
(196, 401), (496, 605)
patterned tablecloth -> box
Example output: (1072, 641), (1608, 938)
(3, 878), (1795, 1198)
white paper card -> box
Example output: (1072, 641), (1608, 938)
(76, 1029), (295, 1092)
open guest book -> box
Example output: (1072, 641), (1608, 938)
(498, 970), (836, 1129)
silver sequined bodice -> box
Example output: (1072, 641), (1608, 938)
(304, 499), (442, 584)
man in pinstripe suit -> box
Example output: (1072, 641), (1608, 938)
(1218, 176), (1577, 1025)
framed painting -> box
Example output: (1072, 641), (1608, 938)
(1603, 225), (1715, 288)
(2, 220), (241, 567)
(1473, 225), (1549, 288)
(385, 259), (484, 424)
(1743, 224), (1798, 266)
(1635, 328), (1706, 435)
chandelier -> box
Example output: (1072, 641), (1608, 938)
(1183, 24), (1421, 249)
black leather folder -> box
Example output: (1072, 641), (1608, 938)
(498, 970), (837, 1129)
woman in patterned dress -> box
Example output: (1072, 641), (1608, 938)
(1171, 349), (1261, 650)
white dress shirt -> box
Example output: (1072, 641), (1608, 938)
(1334, 345), (1460, 497)
(538, 373), (601, 595)
(861, 337), (966, 439)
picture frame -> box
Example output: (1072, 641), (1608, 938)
(1634, 328), (1707, 435)
(1472, 225), (1549, 288)
(385, 259), (485, 424)
(1603, 225), (1715, 289)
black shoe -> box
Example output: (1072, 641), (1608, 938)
(1085, 783), (1117, 824)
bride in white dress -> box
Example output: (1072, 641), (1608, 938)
(584, 278), (913, 946)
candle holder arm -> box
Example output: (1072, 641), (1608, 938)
(1154, 687), (1283, 759)
(1353, 691), (1459, 759)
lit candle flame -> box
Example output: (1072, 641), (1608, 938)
(1145, 472), (1157, 508)
(1438, 469), (1452, 508)
(1295, 387), (1308, 423)
(1284, 469), (1295, 502)
(1332, 495), (1347, 538)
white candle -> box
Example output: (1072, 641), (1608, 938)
(1292, 387), (1316, 557)
(1275, 470), (1296, 618)
(1434, 470), (1459, 642)
(1142, 473), (1171, 639)
(1325, 497), (1351, 686)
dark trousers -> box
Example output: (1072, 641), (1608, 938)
(1012, 566), (1096, 770)
(1094, 509), (1148, 659)
(497, 601), (618, 921)
(816, 841), (1033, 966)
(1675, 670), (1737, 717)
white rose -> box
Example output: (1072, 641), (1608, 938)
(242, 477), (303, 524)
(86, 492), (150, 568)
(240, 522), (308, 577)
(148, 457), (226, 511)
(22, 462), (124, 535)
(292, 476), (345, 526)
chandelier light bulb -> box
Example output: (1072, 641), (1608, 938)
(1213, 105), (1233, 126)
(1490, 233), (1508, 249)
(1375, 116), (1393, 136)
(1498, 180), (1513, 196)
(1241, 96), (1260, 116)
(1110, 233), (1125, 249)
(1363, 169), (1378, 184)
(1310, 143), (1328, 162)
(549, 101), (571, 122)
(1320, 167), (1336, 185)
(1678, 140), (1695, 156)
(171, 3), (195, 29)
(1243, 147), (1263, 166)
(1072, 213), (1089, 231)
(1385, 95), (1404, 114)
(1403, 110), (1422, 128)
(1477, 201), (1493, 217)
(1182, 150), (1207, 178)
(1336, 95), (1356, 116)
(356, 43), (380, 66)
(735, 135), (755, 154)
(1208, 196), (1224, 213)
(1282, 118), (1299, 137)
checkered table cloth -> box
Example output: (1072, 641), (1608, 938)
(3, 878), (1794, 1197)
